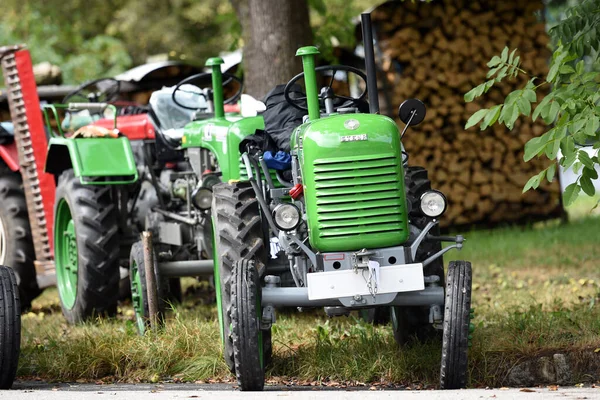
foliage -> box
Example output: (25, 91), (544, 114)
(464, 0), (600, 206)
(308, 0), (383, 63)
(0, 0), (240, 84)
(0, 0), (132, 84)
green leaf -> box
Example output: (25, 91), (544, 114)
(464, 83), (486, 102)
(506, 105), (520, 129)
(481, 105), (502, 130)
(517, 97), (531, 116)
(523, 89), (537, 103)
(585, 117), (599, 136)
(563, 183), (580, 207)
(532, 96), (552, 122)
(545, 139), (561, 160)
(500, 47), (509, 63)
(524, 136), (547, 161)
(465, 109), (489, 129)
(559, 65), (576, 74)
(543, 101), (561, 124)
(508, 48), (517, 65)
(505, 90), (522, 105)
(546, 163), (556, 183)
(495, 65), (509, 81)
(523, 175), (540, 193)
(583, 166), (599, 180)
(571, 117), (587, 135)
(580, 175), (596, 196)
(579, 150), (594, 169)
(487, 55), (502, 68)
(548, 62), (560, 83)
(576, 59), (585, 75)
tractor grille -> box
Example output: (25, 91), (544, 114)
(312, 154), (407, 244)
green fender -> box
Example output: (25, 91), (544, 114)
(45, 136), (138, 184)
(182, 116), (264, 182)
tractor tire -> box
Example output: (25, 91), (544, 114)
(0, 265), (20, 389)
(440, 260), (472, 389)
(129, 241), (165, 335)
(211, 182), (267, 372)
(54, 170), (120, 324)
(391, 166), (445, 346)
(0, 173), (41, 310)
(231, 259), (267, 391)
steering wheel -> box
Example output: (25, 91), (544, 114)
(172, 72), (243, 110)
(284, 65), (367, 112)
(62, 78), (121, 104)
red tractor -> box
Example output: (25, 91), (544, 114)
(0, 45), (158, 308)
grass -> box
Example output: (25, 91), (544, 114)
(18, 196), (600, 387)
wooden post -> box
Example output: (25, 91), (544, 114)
(142, 231), (159, 331)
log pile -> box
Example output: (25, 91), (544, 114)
(371, 0), (564, 228)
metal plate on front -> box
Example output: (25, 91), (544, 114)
(306, 263), (424, 301)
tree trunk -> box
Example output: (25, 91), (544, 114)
(232, 0), (313, 99)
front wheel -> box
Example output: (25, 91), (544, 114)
(212, 182), (267, 372)
(439, 260), (472, 389)
(0, 265), (21, 389)
(230, 259), (267, 391)
(54, 170), (120, 323)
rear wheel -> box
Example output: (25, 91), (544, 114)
(54, 170), (120, 323)
(440, 260), (472, 389)
(212, 182), (267, 372)
(0, 265), (20, 389)
(0, 173), (40, 309)
(231, 259), (266, 391)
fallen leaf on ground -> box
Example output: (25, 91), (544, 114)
(520, 388), (536, 392)
(548, 385), (559, 391)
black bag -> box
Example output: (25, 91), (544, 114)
(261, 84), (306, 152)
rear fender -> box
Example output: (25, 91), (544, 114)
(45, 137), (138, 184)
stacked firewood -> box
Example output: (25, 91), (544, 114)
(371, 0), (564, 228)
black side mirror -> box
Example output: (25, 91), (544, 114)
(398, 98), (426, 126)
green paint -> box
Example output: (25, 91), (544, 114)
(181, 116), (264, 181)
(54, 199), (78, 310)
(130, 258), (146, 334)
(295, 113), (409, 252)
(46, 137), (138, 184)
(206, 57), (225, 119)
(296, 46), (321, 121)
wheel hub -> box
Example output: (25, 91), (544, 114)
(130, 262), (146, 333)
(55, 199), (79, 310)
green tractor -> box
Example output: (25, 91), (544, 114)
(212, 13), (473, 390)
(43, 58), (265, 327)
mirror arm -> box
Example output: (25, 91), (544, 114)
(400, 109), (416, 139)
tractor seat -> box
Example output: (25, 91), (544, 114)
(148, 84), (207, 148)
(0, 122), (14, 145)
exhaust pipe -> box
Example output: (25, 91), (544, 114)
(361, 13), (380, 114)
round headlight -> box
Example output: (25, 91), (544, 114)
(420, 190), (447, 218)
(192, 187), (212, 210)
(272, 203), (301, 231)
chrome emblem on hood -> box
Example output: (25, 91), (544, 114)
(344, 119), (360, 130)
